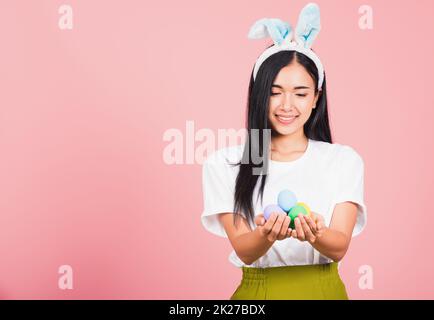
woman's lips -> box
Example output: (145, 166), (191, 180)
(276, 115), (298, 125)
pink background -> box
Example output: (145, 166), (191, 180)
(0, 0), (433, 299)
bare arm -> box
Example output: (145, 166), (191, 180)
(311, 202), (358, 262)
(218, 212), (292, 265)
(292, 202), (358, 262)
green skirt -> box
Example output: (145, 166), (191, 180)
(230, 262), (349, 300)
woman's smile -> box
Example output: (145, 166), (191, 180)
(275, 114), (299, 126)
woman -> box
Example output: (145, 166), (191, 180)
(201, 3), (367, 300)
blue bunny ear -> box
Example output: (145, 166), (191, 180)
(248, 18), (292, 46)
(294, 3), (321, 48)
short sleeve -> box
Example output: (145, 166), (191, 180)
(200, 152), (239, 238)
(334, 147), (367, 237)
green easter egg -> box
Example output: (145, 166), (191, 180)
(288, 205), (309, 229)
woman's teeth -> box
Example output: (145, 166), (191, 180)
(278, 116), (295, 121)
(276, 115), (298, 125)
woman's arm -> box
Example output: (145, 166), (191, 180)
(219, 212), (292, 265)
(294, 202), (358, 262)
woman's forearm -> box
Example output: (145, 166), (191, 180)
(233, 226), (350, 264)
(232, 229), (275, 265)
(311, 227), (350, 262)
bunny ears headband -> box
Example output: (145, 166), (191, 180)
(248, 2), (324, 89)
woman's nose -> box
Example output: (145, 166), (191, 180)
(281, 93), (293, 111)
(281, 105), (291, 112)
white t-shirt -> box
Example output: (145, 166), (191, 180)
(200, 138), (367, 268)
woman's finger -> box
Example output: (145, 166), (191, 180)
(258, 213), (275, 237)
(310, 212), (323, 231)
(316, 214), (326, 231)
(299, 215), (316, 243)
(268, 213), (286, 242)
(262, 213), (278, 234)
(277, 216), (291, 240)
(285, 217), (293, 239)
(294, 217), (305, 241)
(286, 227), (293, 238)
(305, 215), (318, 236)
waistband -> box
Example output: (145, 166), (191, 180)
(241, 263), (340, 282)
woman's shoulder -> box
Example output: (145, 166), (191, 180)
(312, 139), (364, 168)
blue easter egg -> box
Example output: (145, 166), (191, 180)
(277, 190), (298, 212)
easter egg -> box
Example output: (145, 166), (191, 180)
(264, 204), (286, 221)
(288, 204), (311, 229)
(297, 202), (311, 215)
(277, 190), (298, 212)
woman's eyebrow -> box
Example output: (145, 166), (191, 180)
(272, 85), (311, 90)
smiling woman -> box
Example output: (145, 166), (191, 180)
(268, 62), (321, 140)
(200, 3), (367, 300)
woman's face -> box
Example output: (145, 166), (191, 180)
(268, 62), (320, 136)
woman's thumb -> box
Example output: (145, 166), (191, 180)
(255, 214), (265, 226)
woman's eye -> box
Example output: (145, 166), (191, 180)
(271, 93), (307, 97)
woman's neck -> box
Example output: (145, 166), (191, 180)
(271, 131), (309, 156)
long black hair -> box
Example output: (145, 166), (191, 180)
(230, 48), (333, 228)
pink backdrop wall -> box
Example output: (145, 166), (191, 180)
(0, 0), (433, 299)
